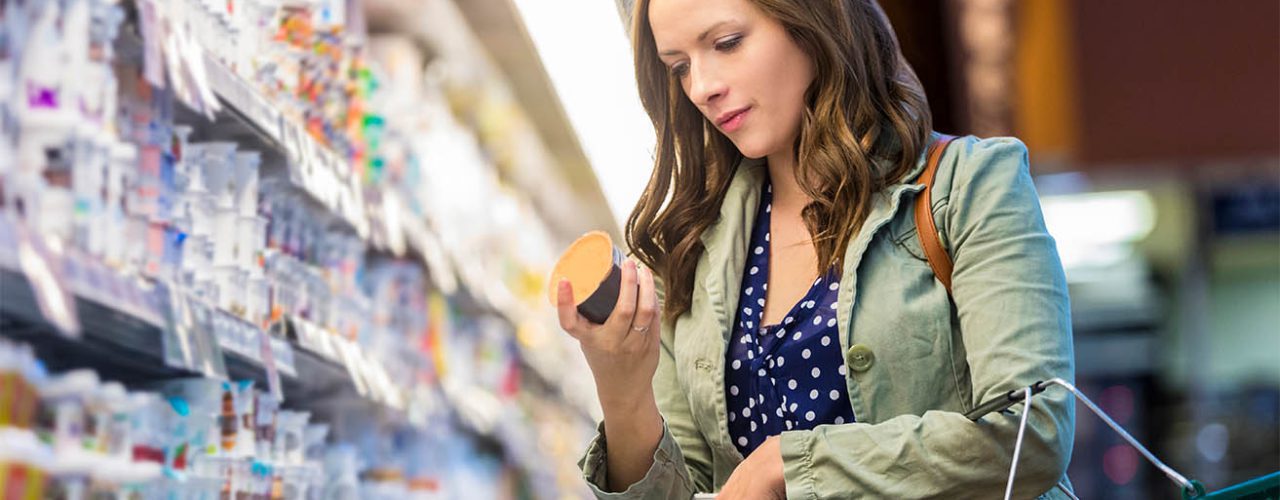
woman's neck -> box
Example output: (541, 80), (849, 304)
(765, 150), (809, 213)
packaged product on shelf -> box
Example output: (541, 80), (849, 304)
(103, 142), (136, 270)
(128, 392), (168, 469)
(154, 377), (222, 463)
(82, 380), (126, 454)
(34, 369), (98, 497)
(320, 443), (360, 499)
(0, 426), (52, 500)
(1, 0), (131, 268)
(35, 369), (97, 455)
(232, 381), (257, 457)
(0, 347), (59, 495)
(217, 381), (237, 455)
(252, 391), (278, 460)
(142, 377), (319, 497)
(15, 0), (73, 177)
(0, 341), (43, 429)
(68, 134), (102, 258)
(274, 410), (309, 465)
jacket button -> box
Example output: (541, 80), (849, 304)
(845, 344), (875, 373)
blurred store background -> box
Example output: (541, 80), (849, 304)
(865, 2), (1279, 498)
(0, 0), (1275, 498)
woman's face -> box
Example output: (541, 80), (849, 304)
(649, 0), (815, 160)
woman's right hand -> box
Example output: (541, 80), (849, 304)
(560, 260), (665, 492)
(556, 259), (662, 411)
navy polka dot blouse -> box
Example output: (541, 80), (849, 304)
(724, 180), (856, 456)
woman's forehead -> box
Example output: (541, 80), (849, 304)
(649, 0), (753, 50)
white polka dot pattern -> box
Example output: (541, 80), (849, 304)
(724, 179), (856, 457)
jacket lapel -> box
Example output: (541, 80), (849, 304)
(698, 158), (767, 340)
(834, 133), (939, 350)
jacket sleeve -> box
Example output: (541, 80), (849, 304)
(778, 137), (1076, 499)
(579, 281), (716, 499)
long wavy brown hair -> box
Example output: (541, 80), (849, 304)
(626, 0), (933, 323)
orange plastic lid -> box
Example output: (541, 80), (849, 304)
(548, 231), (615, 307)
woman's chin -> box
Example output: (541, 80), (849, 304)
(731, 140), (770, 160)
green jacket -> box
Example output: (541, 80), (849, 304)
(580, 134), (1077, 499)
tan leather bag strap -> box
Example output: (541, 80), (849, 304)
(915, 135), (958, 295)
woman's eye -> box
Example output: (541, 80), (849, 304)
(715, 36), (742, 52)
(671, 63), (689, 78)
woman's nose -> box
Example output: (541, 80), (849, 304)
(688, 62), (728, 107)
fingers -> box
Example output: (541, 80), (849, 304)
(605, 259), (640, 335)
(624, 265), (665, 355)
(555, 279), (583, 337)
(631, 264), (659, 339)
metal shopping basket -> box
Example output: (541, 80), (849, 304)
(694, 379), (1278, 499)
(972, 378), (1280, 500)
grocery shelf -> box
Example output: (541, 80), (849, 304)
(114, 21), (596, 430)
(0, 262), (413, 424)
(1, 268), (195, 385)
(0, 257), (587, 452)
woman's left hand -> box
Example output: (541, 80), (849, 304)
(717, 435), (786, 499)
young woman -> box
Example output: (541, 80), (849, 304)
(555, 0), (1076, 498)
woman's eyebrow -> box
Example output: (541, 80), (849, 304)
(659, 20), (734, 56)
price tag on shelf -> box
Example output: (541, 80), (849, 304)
(0, 218), (18, 271)
(248, 94), (274, 141)
(15, 230), (79, 336)
(270, 111), (286, 147)
(77, 259), (105, 304)
(359, 352), (383, 404)
(186, 39), (220, 118)
(141, 285), (167, 327)
(258, 325), (283, 401)
(293, 318), (313, 352)
(184, 300), (212, 375)
(317, 329), (339, 362)
(302, 140), (322, 199)
(334, 338), (370, 398)
(293, 318), (320, 356)
(314, 154), (335, 211)
(212, 312), (249, 362)
(164, 288), (197, 370)
(270, 335), (297, 378)
(105, 269), (131, 315)
(241, 321), (259, 363)
(340, 173), (365, 237)
(281, 124), (304, 178)
(122, 276), (149, 324)
(369, 361), (400, 409)
(61, 253), (86, 296)
(210, 312), (231, 352)
(280, 133), (300, 184)
(218, 315), (237, 356)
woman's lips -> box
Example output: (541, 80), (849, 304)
(718, 107), (750, 133)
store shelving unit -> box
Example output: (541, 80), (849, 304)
(0, 0), (604, 496)
(0, 240), (382, 421)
